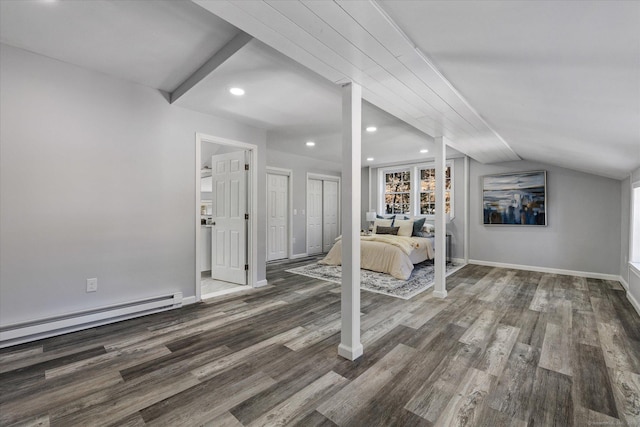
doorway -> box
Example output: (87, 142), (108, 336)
(307, 174), (340, 255)
(267, 168), (291, 262)
(196, 134), (257, 301)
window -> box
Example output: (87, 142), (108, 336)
(384, 170), (411, 214)
(379, 162), (454, 218)
(420, 166), (452, 215)
(632, 182), (640, 265)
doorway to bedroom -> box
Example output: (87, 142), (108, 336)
(197, 135), (255, 300)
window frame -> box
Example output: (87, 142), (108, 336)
(631, 180), (640, 271)
(381, 167), (412, 216)
(378, 161), (454, 219)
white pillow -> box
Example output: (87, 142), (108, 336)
(373, 219), (393, 234)
(423, 223), (435, 233)
(393, 219), (414, 237)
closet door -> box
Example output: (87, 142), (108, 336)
(267, 173), (288, 261)
(323, 180), (339, 252)
(307, 179), (323, 255)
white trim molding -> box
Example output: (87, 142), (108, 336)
(468, 259), (622, 281)
(255, 279), (269, 288)
(290, 253), (310, 260)
(196, 133), (259, 302)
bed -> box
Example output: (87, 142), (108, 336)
(318, 234), (435, 280)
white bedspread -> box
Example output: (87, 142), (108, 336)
(318, 235), (434, 280)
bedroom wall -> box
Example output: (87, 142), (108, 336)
(265, 148), (340, 256)
(469, 159), (621, 276)
(0, 44), (267, 327)
(367, 157), (466, 260)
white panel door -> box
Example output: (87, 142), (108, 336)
(307, 179), (323, 255)
(323, 180), (339, 252)
(211, 151), (247, 285)
(267, 173), (288, 261)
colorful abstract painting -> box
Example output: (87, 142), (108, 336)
(482, 171), (547, 226)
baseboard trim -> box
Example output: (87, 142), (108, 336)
(468, 259), (620, 281)
(255, 279), (268, 288)
(619, 276), (630, 291)
(182, 296), (197, 305)
(433, 290), (448, 299)
(627, 291), (640, 317)
(290, 253), (309, 260)
(338, 342), (363, 361)
(450, 257), (465, 265)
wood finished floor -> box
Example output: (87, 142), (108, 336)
(2, 261), (640, 426)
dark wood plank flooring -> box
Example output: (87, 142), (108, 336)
(2, 260), (640, 426)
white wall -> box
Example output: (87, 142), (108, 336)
(0, 44), (267, 327)
(265, 149), (340, 256)
(470, 159), (621, 275)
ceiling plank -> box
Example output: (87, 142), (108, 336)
(170, 31), (253, 104)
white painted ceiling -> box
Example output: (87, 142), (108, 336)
(379, 0), (640, 179)
(1, 1), (638, 179)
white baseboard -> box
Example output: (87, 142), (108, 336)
(450, 257), (465, 265)
(619, 276), (630, 291)
(468, 259), (621, 281)
(627, 291), (640, 317)
(182, 296), (197, 305)
(255, 279), (268, 288)
(290, 253), (309, 260)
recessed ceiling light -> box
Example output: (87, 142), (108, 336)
(366, 126), (377, 132)
(366, 157), (374, 161)
(306, 141), (315, 147)
(229, 87), (245, 96)
(420, 149), (429, 153)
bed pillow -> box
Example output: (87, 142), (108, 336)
(393, 219), (414, 237)
(412, 217), (426, 236)
(375, 226), (399, 235)
(423, 223), (435, 233)
(373, 219), (393, 234)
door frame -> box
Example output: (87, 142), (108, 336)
(266, 167), (293, 260)
(195, 133), (258, 302)
(306, 173), (341, 255)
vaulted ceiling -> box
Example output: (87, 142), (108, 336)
(1, 0), (638, 179)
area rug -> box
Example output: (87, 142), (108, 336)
(286, 260), (460, 300)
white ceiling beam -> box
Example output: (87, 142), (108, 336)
(170, 31), (253, 104)
(194, 0), (519, 164)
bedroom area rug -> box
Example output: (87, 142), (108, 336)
(286, 260), (462, 300)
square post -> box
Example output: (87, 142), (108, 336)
(338, 82), (363, 360)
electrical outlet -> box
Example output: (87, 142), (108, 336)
(86, 278), (98, 293)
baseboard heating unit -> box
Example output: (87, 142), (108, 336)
(0, 292), (183, 348)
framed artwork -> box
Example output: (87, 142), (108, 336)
(482, 170), (547, 226)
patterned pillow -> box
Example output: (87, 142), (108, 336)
(375, 226), (399, 235)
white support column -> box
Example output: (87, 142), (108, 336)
(464, 155), (470, 264)
(433, 136), (448, 298)
(338, 82), (363, 361)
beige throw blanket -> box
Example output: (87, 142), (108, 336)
(334, 234), (419, 255)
